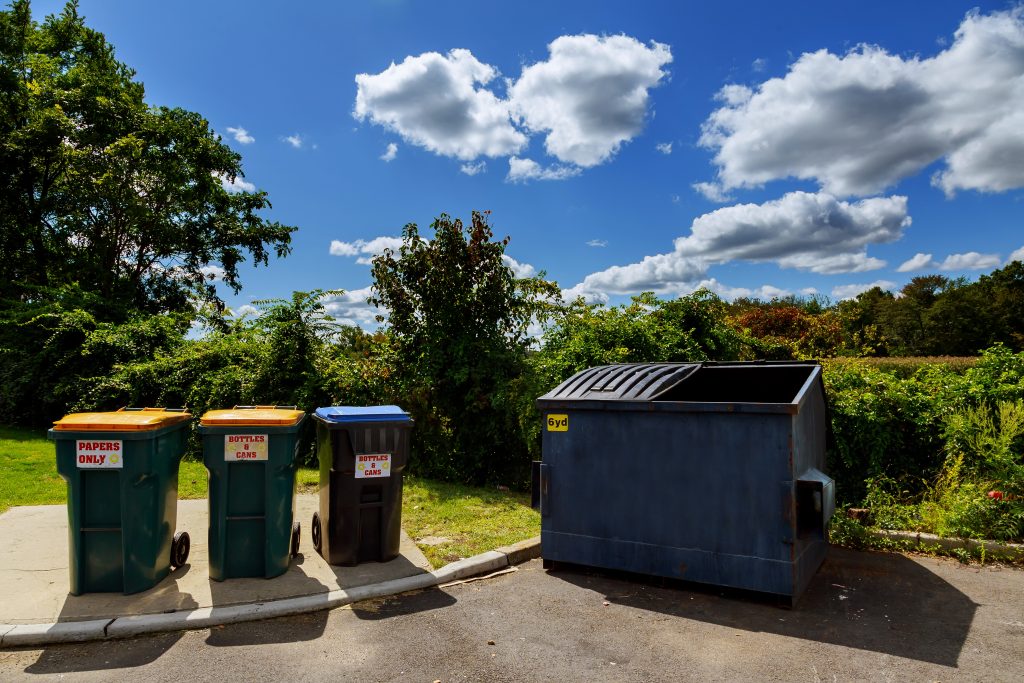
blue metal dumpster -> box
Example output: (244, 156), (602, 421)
(536, 361), (834, 603)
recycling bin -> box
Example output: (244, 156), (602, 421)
(536, 361), (834, 604)
(198, 406), (306, 581)
(49, 407), (192, 595)
(311, 406), (413, 565)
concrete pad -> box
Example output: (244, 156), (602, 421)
(0, 494), (431, 625)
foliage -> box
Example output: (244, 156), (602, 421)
(538, 289), (744, 385)
(368, 211), (560, 486)
(729, 303), (844, 359)
(0, 0), (294, 314)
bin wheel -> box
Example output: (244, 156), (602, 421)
(171, 531), (190, 568)
(291, 521), (301, 558)
(311, 512), (322, 553)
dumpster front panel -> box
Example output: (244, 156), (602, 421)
(540, 409), (797, 595)
(537, 362), (831, 602)
(314, 409), (411, 566)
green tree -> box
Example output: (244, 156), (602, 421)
(369, 211), (559, 486)
(0, 0), (294, 315)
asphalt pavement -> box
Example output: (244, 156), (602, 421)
(1, 547), (1022, 682)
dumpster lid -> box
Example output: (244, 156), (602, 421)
(314, 405), (412, 424)
(200, 406), (305, 426)
(52, 407), (191, 431)
(538, 363), (701, 402)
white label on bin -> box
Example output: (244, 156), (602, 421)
(76, 440), (123, 468)
(355, 453), (391, 478)
(224, 434), (268, 461)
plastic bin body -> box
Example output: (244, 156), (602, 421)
(313, 406), (412, 565)
(537, 362), (833, 603)
(199, 407), (306, 581)
(49, 409), (191, 595)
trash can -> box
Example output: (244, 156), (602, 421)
(536, 361), (835, 604)
(49, 407), (192, 595)
(198, 406), (306, 581)
(311, 406), (413, 565)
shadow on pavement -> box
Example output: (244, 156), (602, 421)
(204, 609), (329, 647)
(547, 546), (977, 668)
(351, 586), (458, 621)
(24, 569), (200, 676)
(203, 551), (331, 646)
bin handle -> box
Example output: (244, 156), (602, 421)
(232, 405), (299, 411)
(118, 407), (188, 413)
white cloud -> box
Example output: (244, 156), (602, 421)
(200, 265), (225, 281)
(354, 49), (526, 160)
(699, 8), (1024, 197)
(226, 126), (254, 144)
(673, 192), (906, 272)
(832, 281), (897, 300)
(381, 142), (398, 161)
(509, 34), (672, 167)
(586, 239), (608, 248)
(692, 181), (733, 203)
(329, 236), (404, 264)
(897, 252), (936, 272)
(232, 304), (261, 318)
(1009, 246), (1024, 264)
(685, 278), (791, 301)
(322, 287), (383, 327)
(354, 35), (670, 175)
(213, 171), (255, 194)
(502, 254), (536, 277)
(284, 134), (303, 148)
(937, 251), (1001, 271)
(460, 161), (486, 176)
(564, 191), (908, 300)
(800, 287), (819, 296)
(560, 283), (610, 305)
(656, 142), (673, 155)
(751, 58), (767, 72)
(506, 157), (581, 182)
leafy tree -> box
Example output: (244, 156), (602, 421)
(539, 290), (744, 384)
(369, 211), (559, 485)
(0, 0), (294, 315)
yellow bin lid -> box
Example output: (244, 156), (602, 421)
(200, 406), (305, 427)
(52, 407), (191, 431)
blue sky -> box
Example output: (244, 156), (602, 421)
(30, 0), (1024, 325)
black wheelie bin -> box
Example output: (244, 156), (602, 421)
(311, 406), (413, 565)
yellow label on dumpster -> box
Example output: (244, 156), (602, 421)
(224, 434), (268, 461)
(546, 414), (569, 432)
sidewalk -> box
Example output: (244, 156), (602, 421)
(0, 494), (540, 646)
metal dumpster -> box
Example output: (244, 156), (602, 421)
(536, 361), (834, 603)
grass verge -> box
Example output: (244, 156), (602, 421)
(0, 425), (538, 567)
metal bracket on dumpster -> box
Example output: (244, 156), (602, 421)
(539, 463), (551, 517)
(796, 468), (835, 539)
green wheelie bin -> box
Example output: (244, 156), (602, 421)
(49, 408), (192, 595)
(198, 406), (306, 580)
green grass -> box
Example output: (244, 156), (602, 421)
(0, 426), (539, 567)
(401, 476), (539, 568)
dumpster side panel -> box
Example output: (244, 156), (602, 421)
(792, 377), (830, 599)
(541, 409), (796, 595)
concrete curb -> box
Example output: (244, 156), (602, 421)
(869, 529), (1024, 560)
(0, 536), (541, 648)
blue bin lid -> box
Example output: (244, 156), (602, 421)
(314, 405), (412, 424)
